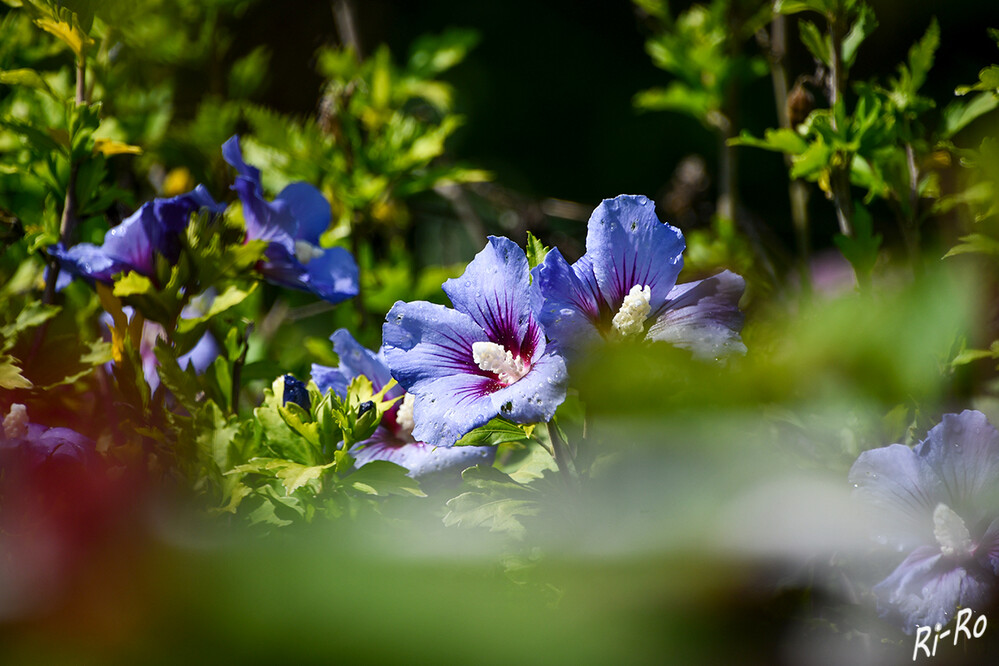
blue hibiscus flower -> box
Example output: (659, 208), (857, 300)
(849, 410), (999, 633)
(534, 194), (745, 361)
(50, 186), (224, 284)
(311, 329), (495, 478)
(221, 136), (358, 304)
(382, 236), (568, 449)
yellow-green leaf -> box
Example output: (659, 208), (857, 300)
(33, 16), (94, 59)
(93, 138), (143, 157)
(0, 68), (55, 97)
(0, 355), (32, 389)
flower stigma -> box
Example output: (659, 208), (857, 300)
(3, 403), (29, 439)
(472, 341), (528, 384)
(295, 240), (325, 264)
(611, 284), (652, 338)
(396, 392), (416, 435)
(933, 502), (974, 558)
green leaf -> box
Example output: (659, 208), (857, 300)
(197, 400), (242, 472)
(956, 65), (999, 96)
(632, 0), (670, 21)
(906, 18), (940, 94)
(842, 4), (877, 67)
(31, 5), (94, 58)
(799, 20), (830, 66)
(255, 377), (324, 466)
(0, 355), (32, 389)
(633, 83), (714, 123)
(941, 92), (999, 138)
(443, 495), (540, 538)
(279, 401), (321, 450)
(730, 128), (808, 154)
(154, 343), (203, 415)
(790, 140), (833, 179)
(113, 271), (155, 297)
(459, 464), (529, 492)
(945, 233), (999, 258)
(347, 460), (426, 497)
(406, 28), (479, 78)
(775, 0), (836, 15)
(454, 417), (534, 447)
(951, 348), (998, 367)
(229, 458), (336, 496)
(0, 117), (63, 153)
(525, 231), (549, 270)
(228, 45), (271, 99)
(0, 68), (56, 97)
(176, 284), (257, 334)
(833, 203), (881, 282)
(0, 301), (59, 341)
(443, 466), (539, 538)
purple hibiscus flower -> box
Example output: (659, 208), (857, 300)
(221, 136), (358, 304)
(1, 404), (95, 472)
(534, 194), (745, 361)
(382, 236), (568, 449)
(849, 410), (999, 633)
(311, 329), (496, 478)
(50, 186), (224, 284)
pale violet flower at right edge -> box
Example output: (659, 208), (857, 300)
(534, 194), (745, 361)
(382, 236), (568, 449)
(848, 410), (999, 633)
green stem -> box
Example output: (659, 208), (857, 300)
(546, 419), (578, 486)
(902, 141), (923, 275)
(826, 14), (854, 240)
(32, 57), (87, 366)
(764, 12), (811, 291)
(230, 322), (252, 415)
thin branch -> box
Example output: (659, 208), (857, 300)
(826, 14), (854, 239)
(332, 0), (362, 59)
(761, 12), (812, 291)
(547, 420), (578, 488)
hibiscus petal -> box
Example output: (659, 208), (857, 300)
(232, 176), (296, 250)
(311, 363), (350, 399)
(100, 204), (161, 275)
(152, 184), (224, 233)
(849, 443), (942, 549)
(179, 331), (220, 374)
(50, 242), (128, 283)
(534, 248), (603, 359)
(330, 329), (394, 394)
(351, 434), (495, 479)
(646, 270), (746, 359)
(409, 373), (501, 448)
(977, 517), (999, 576)
(915, 410), (999, 522)
(585, 194), (684, 313)
(488, 353), (568, 425)
(874, 545), (993, 633)
(442, 236), (543, 359)
(383, 300), (488, 387)
(221, 135), (262, 189)
(276, 182), (330, 244)
(300, 247), (359, 304)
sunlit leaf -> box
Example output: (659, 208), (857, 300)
(347, 460), (425, 497)
(93, 138), (143, 156)
(0, 355), (32, 389)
